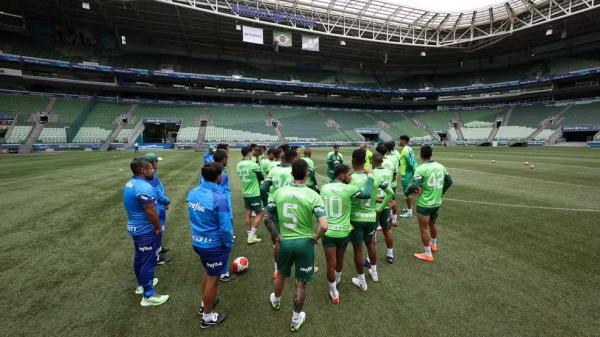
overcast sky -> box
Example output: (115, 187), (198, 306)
(392, 0), (499, 12)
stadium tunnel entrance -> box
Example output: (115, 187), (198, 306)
(141, 118), (182, 143)
(355, 128), (382, 142)
(561, 126), (600, 142)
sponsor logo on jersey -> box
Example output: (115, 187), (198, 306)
(206, 261), (223, 269)
(138, 246), (153, 252)
(188, 201), (205, 212)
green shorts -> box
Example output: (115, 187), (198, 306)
(277, 238), (315, 282)
(402, 174), (414, 195)
(378, 208), (392, 230)
(416, 206), (440, 220)
(322, 235), (350, 249)
(244, 196), (262, 212)
(349, 221), (377, 245)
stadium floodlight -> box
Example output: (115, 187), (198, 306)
(420, 51), (426, 57)
(121, 35), (127, 45)
(546, 28), (553, 36)
(82, 2), (90, 10)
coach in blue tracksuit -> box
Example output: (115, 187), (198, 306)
(123, 157), (169, 307)
(145, 153), (171, 262)
(188, 162), (233, 328)
(203, 146), (216, 164)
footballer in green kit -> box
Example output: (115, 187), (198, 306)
(259, 148), (274, 176)
(405, 144), (452, 263)
(320, 164), (371, 304)
(264, 159), (328, 332)
(261, 149), (297, 279)
(236, 146), (265, 244)
(378, 142), (400, 226)
(326, 145), (344, 182)
(399, 135), (419, 218)
(302, 147), (319, 193)
(370, 152), (396, 264)
(349, 148), (394, 290)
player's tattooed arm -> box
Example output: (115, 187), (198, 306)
(293, 280), (307, 313)
(260, 178), (272, 205)
(442, 174), (453, 194)
(354, 177), (374, 199)
(254, 169), (265, 182)
(405, 176), (422, 196)
(264, 203), (281, 244)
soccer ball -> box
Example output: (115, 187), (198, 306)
(492, 160), (496, 164)
(469, 155), (473, 158)
(232, 256), (249, 273)
(530, 164), (535, 169)
(524, 161), (529, 165)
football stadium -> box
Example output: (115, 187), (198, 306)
(1, 0), (599, 336)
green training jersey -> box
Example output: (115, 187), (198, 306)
(364, 149), (373, 170)
(303, 157), (316, 186)
(259, 158), (271, 176)
(320, 181), (360, 238)
(371, 167), (393, 210)
(266, 164), (293, 201)
(267, 160), (281, 173)
(382, 154), (399, 187)
(400, 146), (418, 176)
(350, 172), (383, 222)
(326, 151), (343, 176)
(270, 184), (326, 240)
(236, 159), (262, 198)
(413, 161), (449, 208)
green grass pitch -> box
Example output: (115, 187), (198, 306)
(1, 146), (599, 337)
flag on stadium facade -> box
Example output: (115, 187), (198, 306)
(242, 26), (264, 44)
(301, 35), (319, 51)
(273, 31), (292, 47)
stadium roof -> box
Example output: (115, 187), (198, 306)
(155, 0), (600, 47)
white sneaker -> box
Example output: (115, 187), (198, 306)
(269, 292), (281, 310)
(368, 269), (379, 282)
(290, 312), (306, 332)
(140, 293), (169, 307)
(351, 277), (368, 291)
(399, 211), (413, 218)
(134, 278), (158, 295)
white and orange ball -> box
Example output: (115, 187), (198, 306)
(232, 256), (249, 273)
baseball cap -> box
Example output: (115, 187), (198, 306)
(144, 152), (162, 162)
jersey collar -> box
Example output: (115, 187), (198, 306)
(200, 180), (221, 191)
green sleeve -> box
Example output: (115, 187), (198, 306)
(309, 168), (318, 187)
(377, 185), (394, 212)
(353, 178), (373, 200)
(260, 179), (272, 204)
(442, 174), (453, 195)
(312, 196), (326, 219)
(404, 178), (420, 196)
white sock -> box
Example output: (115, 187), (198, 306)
(387, 248), (394, 257)
(203, 312), (214, 322)
(250, 228), (257, 238)
(392, 213), (398, 222)
(292, 311), (301, 322)
(371, 264), (377, 272)
(328, 281), (337, 292)
(407, 209), (413, 215)
(335, 271), (342, 282)
(357, 273), (365, 282)
(274, 262), (278, 273)
(431, 238), (437, 245)
(424, 245), (432, 256)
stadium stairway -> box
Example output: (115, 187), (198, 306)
(18, 98), (56, 153)
(196, 110), (209, 146)
(316, 110), (351, 141)
(503, 108), (513, 126)
(527, 104), (572, 141)
(267, 110), (286, 142)
(100, 104), (137, 151)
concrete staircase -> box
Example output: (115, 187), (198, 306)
(318, 110), (349, 141)
(527, 104), (573, 141)
(100, 104), (137, 151)
(503, 108), (513, 126)
(196, 110), (209, 147)
(267, 110), (286, 142)
(18, 122), (44, 153)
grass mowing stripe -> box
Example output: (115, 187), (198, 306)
(444, 197), (600, 212)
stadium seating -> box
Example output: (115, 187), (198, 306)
(533, 129), (555, 141)
(177, 127), (200, 143)
(464, 121), (494, 128)
(461, 127), (492, 141)
(548, 56), (600, 74)
(459, 109), (504, 124)
(272, 108), (345, 141)
(495, 126), (536, 141)
(133, 104), (202, 142)
(72, 102), (129, 143)
(4, 125), (33, 144)
(0, 94), (48, 122)
(509, 105), (564, 127)
(52, 99), (87, 125)
(37, 127), (67, 143)
(115, 129), (133, 143)
(375, 112), (430, 138)
(411, 111), (455, 130)
(561, 102), (600, 126)
(208, 106), (276, 137)
(323, 110), (379, 141)
(205, 126), (278, 143)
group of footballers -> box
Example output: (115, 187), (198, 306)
(122, 136), (453, 332)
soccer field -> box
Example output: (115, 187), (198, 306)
(1, 147), (599, 337)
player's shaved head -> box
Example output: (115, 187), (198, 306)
(291, 159), (308, 181)
(375, 142), (388, 155)
(372, 152), (384, 166)
(202, 162), (223, 182)
(352, 148), (366, 167)
(283, 148), (298, 164)
(420, 144), (433, 160)
(303, 147), (312, 157)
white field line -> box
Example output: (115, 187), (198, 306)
(444, 197), (600, 213)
